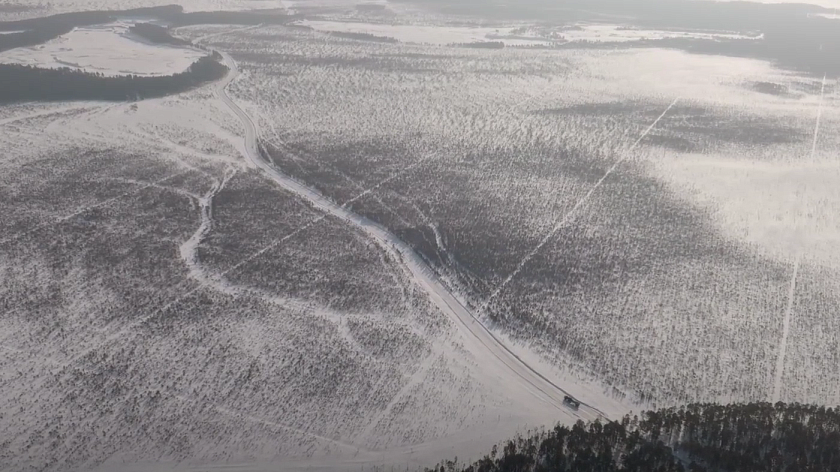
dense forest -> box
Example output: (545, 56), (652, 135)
(430, 403), (840, 472)
(128, 23), (190, 46)
(328, 31), (399, 43)
(171, 10), (298, 26)
(451, 41), (506, 49)
(0, 54), (227, 103)
(0, 25), (72, 52)
(0, 6), (182, 52)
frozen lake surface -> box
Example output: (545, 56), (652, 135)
(0, 21), (204, 76)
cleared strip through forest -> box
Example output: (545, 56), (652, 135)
(484, 97), (681, 308)
(771, 73), (828, 402)
(0, 169), (193, 246)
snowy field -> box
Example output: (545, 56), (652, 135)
(0, 0), (283, 20)
(553, 24), (761, 43)
(207, 19), (840, 408)
(300, 20), (762, 47)
(0, 22), (626, 472)
(0, 92), (625, 471)
(2, 2), (840, 472)
(300, 20), (552, 46)
(0, 21), (205, 76)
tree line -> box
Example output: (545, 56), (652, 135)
(0, 5), (297, 53)
(450, 41), (505, 49)
(0, 54), (227, 104)
(429, 402), (840, 472)
(0, 6), (182, 52)
(128, 23), (191, 47)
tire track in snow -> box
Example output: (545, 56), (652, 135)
(810, 74), (827, 159)
(358, 353), (437, 443)
(0, 104), (94, 128)
(213, 50), (607, 420)
(179, 166), (237, 289)
(340, 156), (435, 208)
(484, 97), (681, 308)
(770, 74), (827, 403)
(0, 170), (193, 247)
(772, 256), (799, 403)
(104, 177), (202, 201)
(173, 394), (368, 455)
(63, 211), (329, 367)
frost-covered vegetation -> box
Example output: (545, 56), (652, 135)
(0, 55), (227, 103)
(0, 85), (569, 471)
(431, 402), (840, 472)
(214, 13), (840, 411)
(3, 0), (840, 470)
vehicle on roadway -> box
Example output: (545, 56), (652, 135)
(563, 395), (581, 410)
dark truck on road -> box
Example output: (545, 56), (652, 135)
(563, 395), (581, 410)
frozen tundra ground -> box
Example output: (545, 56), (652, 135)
(211, 20), (840, 408)
(0, 24), (618, 472)
(0, 21), (206, 76)
(0, 90), (609, 472)
(2, 5), (840, 472)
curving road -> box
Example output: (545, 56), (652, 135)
(212, 50), (607, 421)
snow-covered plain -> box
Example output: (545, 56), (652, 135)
(3, 6), (840, 472)
(300, 20), (763, 47)
(209, 19), (840, 410)
(553, 24), (762, 43)
(0, 22), (628, 472)
(300, 19), (551, 46)
(0, 0), (283, 20)
(0, 21), (205, 76)
(0, 92), (626, 471)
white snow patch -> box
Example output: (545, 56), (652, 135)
(1, 0), (281, 19)
(557, 23), (761, 44)
(649, 152), (840, 270)
(299, 20), (760, 47)
(0, 21), (204, 76)
(300, 19), (551, 46)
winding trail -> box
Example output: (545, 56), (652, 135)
(179, 166), (237, 290)
(212, 50), (608, 420)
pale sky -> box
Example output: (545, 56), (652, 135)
(718, 0), (840, 9)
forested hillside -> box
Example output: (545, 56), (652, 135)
(430, 403), (840, 472)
